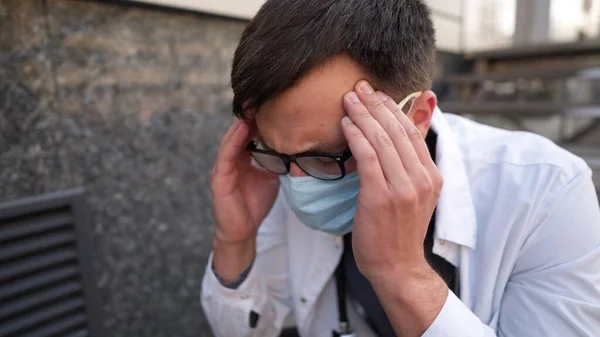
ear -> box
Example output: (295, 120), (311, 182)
(409, 90), (437, 138)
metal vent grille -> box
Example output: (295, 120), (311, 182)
(0, 188), (103, 337)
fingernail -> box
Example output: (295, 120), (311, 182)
(358, 81), (374, 94)
(342, 116), (353, 124)
(376, 92), (389, 102)
(346, 92), (360, 104)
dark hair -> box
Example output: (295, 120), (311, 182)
(231, 0), (436, 119)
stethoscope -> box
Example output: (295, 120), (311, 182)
(332, 258), (356, 337)
(332, 131), (453, 337)
(332, 257), (461, 337)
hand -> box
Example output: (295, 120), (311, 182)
(341, 81), (443, 284)
(210, 118), (280, 280)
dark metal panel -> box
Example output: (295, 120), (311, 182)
(0, 247), (78, 283)
(0, 281), (82, 320)
(0, 188), (85, 220)
(0, 298), (85, 336)
(0, 265), (79, 301)
(0, 188), (105, 337)
(20, 314), (87, 337)
(0, 230), (76, 262)
(0, 211), (72, 243)
(70, 194), (105, 337)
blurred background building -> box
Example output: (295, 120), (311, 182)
(1, 1), (599, 337)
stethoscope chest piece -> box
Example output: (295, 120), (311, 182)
(332, 329), (357, 337)
(332, 322), (357, 337)
(333, 332), (357, 337)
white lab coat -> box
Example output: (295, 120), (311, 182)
(201, 108), (600, 337)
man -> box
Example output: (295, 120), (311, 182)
(201, 1), (600, 336)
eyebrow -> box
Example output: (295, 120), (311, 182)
(256, 137), (345, 155)
(304, 142), (343, 154)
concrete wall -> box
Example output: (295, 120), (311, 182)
(1, 1), (244, 336)
(1, 1), (466, 336)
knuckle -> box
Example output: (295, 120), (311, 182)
(375, 132), (394, 148)
(350, 127), (366, 138)
(395, 188), (417, 203)
(388, 121), (407, 137)
(356, 108), (373, 120)
(371, 192), (394, 209)
(367, 99), (386, 110)
(390, 105), (403, 116)
(364, 149), (379, 163)
(407, 126), (422, 140)
(431, 172), (444, 194)
(415, 173), (433, 193)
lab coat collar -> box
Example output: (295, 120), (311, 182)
(430, 107), (477, 249)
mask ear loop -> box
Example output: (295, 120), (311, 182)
(397, 91), (423, 119)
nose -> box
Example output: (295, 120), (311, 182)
(289, 163), (308, 177)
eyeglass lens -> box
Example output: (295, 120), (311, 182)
(250, 152), (343, 180)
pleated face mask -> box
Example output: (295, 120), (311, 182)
(280, 172), (359, 236)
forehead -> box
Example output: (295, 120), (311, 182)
(255, 55), (368, 154)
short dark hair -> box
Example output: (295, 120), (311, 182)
(231, 0), (436, 119)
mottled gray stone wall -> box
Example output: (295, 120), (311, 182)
(0, 1), (246, 336)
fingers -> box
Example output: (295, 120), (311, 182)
(214, 119), (251, 177)
(340, 116), (387, 189)
(359, 88), (422, 176)
(344, 89), (410, 188)
(344, 81), (417, 186)
(379, 92), (437, 171)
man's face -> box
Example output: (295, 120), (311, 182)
(255, 55), (364, 177)
(253, 54), (436, 178)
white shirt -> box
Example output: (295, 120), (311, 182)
(201, 108), (600, 337)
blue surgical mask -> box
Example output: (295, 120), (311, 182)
(279, 172), (359, 236)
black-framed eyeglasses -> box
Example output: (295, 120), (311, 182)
(245, 141), (353, 180)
